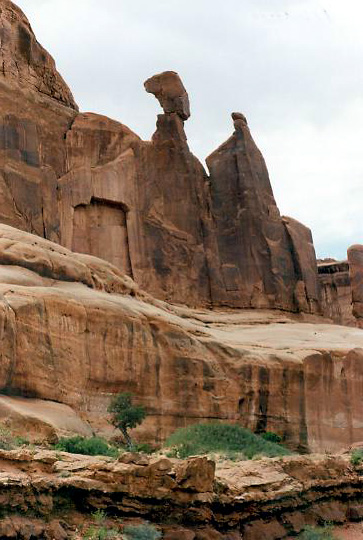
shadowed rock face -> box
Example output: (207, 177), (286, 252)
(206, 114), (319, 312)
(0, 1), (77, 242)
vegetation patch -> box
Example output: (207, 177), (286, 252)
(0, 426), (30, 450)
(298, 524), (336, 539)
(123, 524), (162, 540)
(350, 447), (363, 466)
(164, 423), (291, 459)
(55, 436), (118, 458)
(82, 510), (121, 539)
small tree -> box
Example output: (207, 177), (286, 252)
(107, 392), (146, 450)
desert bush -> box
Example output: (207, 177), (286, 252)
(350, 447), (363, 466)
(298, 524), (336, 539)
(123, 524), (162, 540)
(260, 431), (283, 444)
(0, 426), (29, 450)
(83, 510), (121, 540)
(164, 423), (291, 459)
(55, 436), (118, 458)
(0, 426), (15, 450)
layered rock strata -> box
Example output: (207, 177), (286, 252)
(0, 449), (361, 539)
(0, 225), (362, 453)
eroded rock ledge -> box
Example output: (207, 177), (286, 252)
(0, 449), (361, 539)
(0, 224), (362, 453)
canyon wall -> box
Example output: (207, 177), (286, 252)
(0, 225), (362, 453)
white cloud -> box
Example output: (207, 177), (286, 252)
(16, 0), (363, 259)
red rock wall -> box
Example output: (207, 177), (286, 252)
(318, 260), (356, 326)
(0, 2), (322, 313)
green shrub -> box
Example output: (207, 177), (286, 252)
(83, 525), (119, 540)
(55, 436), (118, 458)
(83, 510), (121, 539)
(132, 443), (155, 454)
(350, 447), (363, 466)
(123, 524), (162, 540)
(0, 426), (15, 450)
(260, 431), (283, 444)
(298, 525), (336, 539)
(164, 423), (291, 459)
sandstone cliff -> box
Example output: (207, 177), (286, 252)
(0, 225), (362, 453)
(0, 0), (323, 313)
(0, 0), (361, 457)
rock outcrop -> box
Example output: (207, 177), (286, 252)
(206, 114), (320, 312)
(0, 225), (362, 453)
(348, 245), (363, 328)
(318, 259), (356, 327)
(0, 0), (77, 241)
(0, 448), (361, 539)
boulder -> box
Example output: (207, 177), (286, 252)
(144, 70), (191, 120)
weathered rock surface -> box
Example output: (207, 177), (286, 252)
(144, 70), (191, 120)
(0, 395), (92, 442)
(0, 0), (77, 243)
(0, 449), (361, 538)
(0, 225), (362, 453)
(318, 259), (356, 327)
(206, 114), (320, 312)
(348, 245), (363, 328)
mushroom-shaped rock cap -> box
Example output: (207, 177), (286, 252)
(144, 71), (190, 120)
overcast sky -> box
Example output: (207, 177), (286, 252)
(16, 0), (363, 259)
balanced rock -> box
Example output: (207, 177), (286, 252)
(144, 70), (191, 120)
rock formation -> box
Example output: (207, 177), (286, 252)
(348, 245), (363, 328)
(0, 1), (323, 312)
(0, 448), (361, 539)
(318, 259), (357, 326)
(0, 1), (77, 243)
(0, 0), (361, 458)
(144, 70), (191, 120)
(0, 224), (362, 453)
